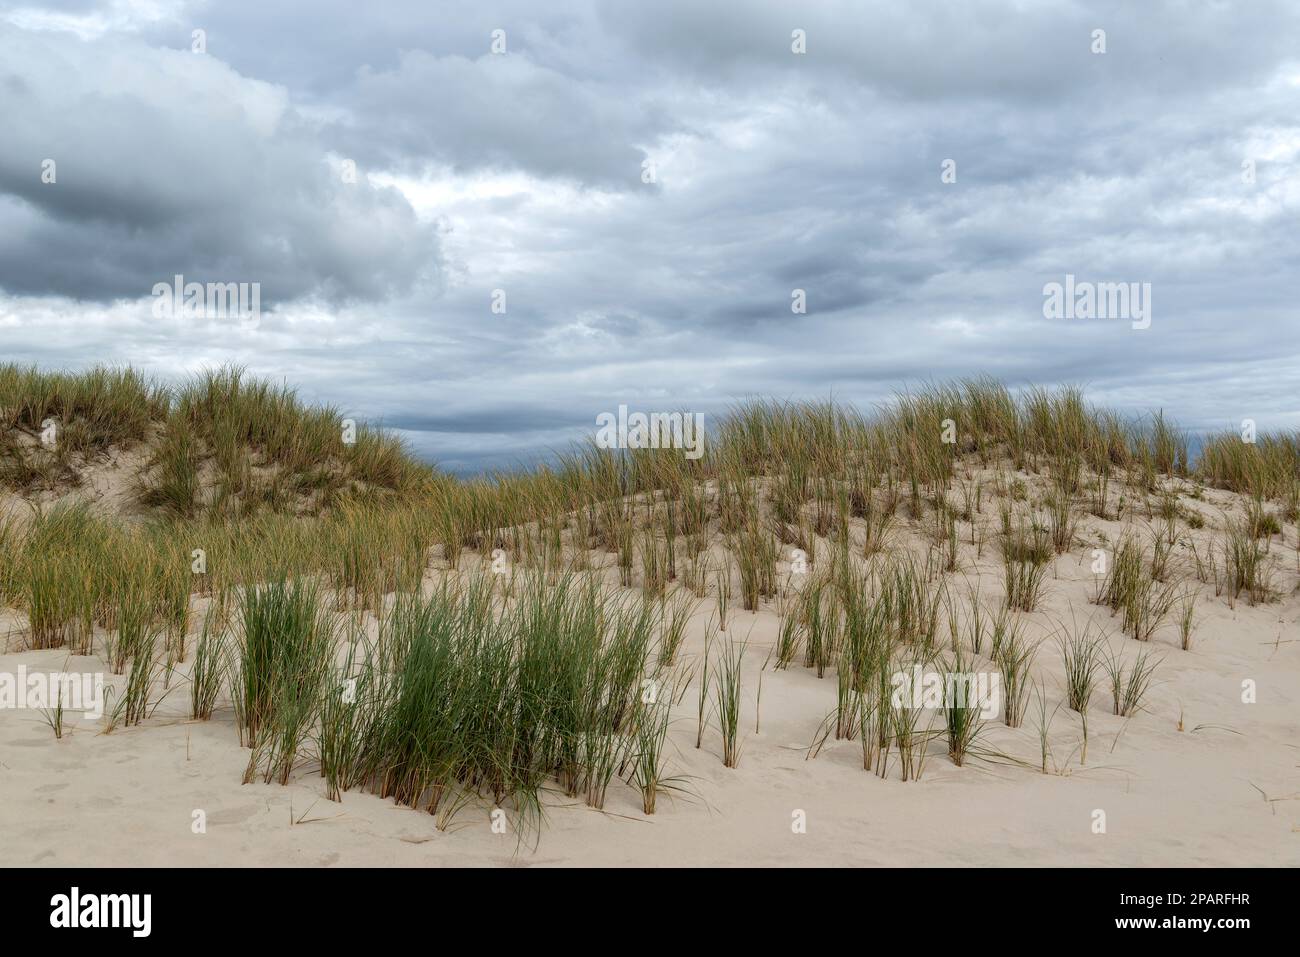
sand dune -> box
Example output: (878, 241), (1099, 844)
(3, 476), (1296, 867)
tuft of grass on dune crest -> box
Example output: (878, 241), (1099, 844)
(0, 365), (166, 454)
(0, 362), (428, 514)
(164, 367), (429, 516)
(1198, 430), (1300, 501)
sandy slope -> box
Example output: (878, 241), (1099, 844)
(2, 492), (1298, 868)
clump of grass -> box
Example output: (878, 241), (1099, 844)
(1126, 573), (1179, 642)
(774, 590), (805, 669)
(964, 585), (989, 655)
(1032, 680), (1063, 774)
(1000, 512), (1051, 612)
(1046, 482), (1077, 553)
(874, 554), (942, 649)
(12, 502), (106, 652)
(172, 366), (425, 516)
(106, 554), (155, 674)
(940, 648), (984, 766)
(856, 641), (895, 777)
(40, 674), (66, 740)
(804, 568), (846, 676)
(686, 550), (710, 597)
(317, 645), (372, 803)
(1198, 430), (1300, 499)
(1247, 499), (1282, 539)
(1102, 645), (1162, 718)
(1149, 526), (1174, 579)
(152, 534), (194, 665)
(189, 613), (229, 721)
(988, 603), (1014, 659)
(0, 364), (166, 492)
(713, 633), (745, 768)
(137, 418), (201, 517)
(892, 655), (934, 783)
(105, 632), (169, 731)
(730, 517), (777, 611)
(695, 619), (715, 749)
(0, 511), (19, 599)
(834, 577), (879, 740)
(1088, 463), (1114, 519)
(331, 575), (659, 834)
(629, 695), (678, 814)
(232, 578), (335, 785)
(860, 491), (894, 557)
(657, 589), (699, 665)
(714, 559), (733, 631)
(1222, 518), (1273, 605)
(1177, 587), (1197, 650)
(365, 586), (474, 822)
(1097, 535), (1178, 640)
(1059, 621), (1103, 713)
(0, 363), (430, 517)
(996, 622), (1037, 728)
(640, 527), (668, 598)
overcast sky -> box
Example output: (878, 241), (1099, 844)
(1, 1), (1297, 472)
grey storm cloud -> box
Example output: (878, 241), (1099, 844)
(0, 0), (1298, 473)
(336, 51), (662, 189)
(0, 21), (438, 305)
